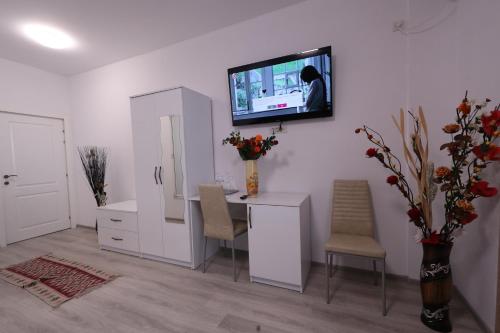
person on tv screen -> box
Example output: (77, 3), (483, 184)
(300, 65), (327, 112)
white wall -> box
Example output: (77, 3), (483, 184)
(0, 57), (70, 117)
(70, 0), (409, 275)
(0, 58), (76, 246)
(68, 0), (498, 329)
(408, 0), (500, 330)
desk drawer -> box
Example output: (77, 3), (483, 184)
(98, 227), (139, 252)
(97, 210), (138, 232)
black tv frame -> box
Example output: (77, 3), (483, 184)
(228, 46), (333, 126)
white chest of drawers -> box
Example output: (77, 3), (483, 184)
(97, 200), (140, 255)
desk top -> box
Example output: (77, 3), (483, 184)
(188, 191), (309, 207)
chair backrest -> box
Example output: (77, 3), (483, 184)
(199, 184), (234, 240)
(331, 179), (374, 237)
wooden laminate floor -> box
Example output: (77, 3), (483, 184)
(0, 227), (483, 333)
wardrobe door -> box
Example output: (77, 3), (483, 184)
(159, 114), (191, 262)
(156, 90), (192, 262)
(130, 94), (164, 257)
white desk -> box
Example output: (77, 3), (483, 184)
(188, 191), (311, 292)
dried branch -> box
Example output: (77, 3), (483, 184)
(78, 146), (108, 207)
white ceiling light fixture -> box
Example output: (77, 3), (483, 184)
(20, 23), (76, 50)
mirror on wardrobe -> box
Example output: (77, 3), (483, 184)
(160, 115), (185, 223)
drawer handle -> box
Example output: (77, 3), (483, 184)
(111, 237), (123, 241)
(110, 218), (122, 222)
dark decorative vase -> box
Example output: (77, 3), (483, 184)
(420, 242), (453, 332)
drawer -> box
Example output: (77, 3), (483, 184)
(97, 210), (138, 232)
(98, 227), (139, 252)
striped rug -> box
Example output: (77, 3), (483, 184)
(0, 254), (118, 307)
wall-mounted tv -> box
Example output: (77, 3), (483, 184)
(228, 46), (333, 126)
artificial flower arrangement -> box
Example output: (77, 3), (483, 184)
(223, 131), (278, 197)
(355, 93), (499, 332)
(222, 131), (278, 160)
(356, 93), (499, 243)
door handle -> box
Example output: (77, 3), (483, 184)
(248, 206), (252, 229)
(154, 166), (158, 184)
(158, 166), (163, 185)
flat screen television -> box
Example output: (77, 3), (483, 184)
(228, 46), (333, 126)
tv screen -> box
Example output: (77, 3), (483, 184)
(228, 46), (333, 126)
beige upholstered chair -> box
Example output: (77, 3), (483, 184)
(325, 180), (387, 315)
(199, 184), (248, 282)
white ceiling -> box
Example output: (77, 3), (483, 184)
(0, 0), (305, 75)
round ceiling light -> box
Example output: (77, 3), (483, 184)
(21, 23), (76, 50)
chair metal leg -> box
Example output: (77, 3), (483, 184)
(202, 236), (207, 273)
(329, 253), (333, 278)
(382, 258), (387, 316)
(373, 260), (377, 285)
(325, 252), (330, 304)
(232, 240), (236, 282)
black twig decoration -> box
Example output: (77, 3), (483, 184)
(78, 146), (108, 207)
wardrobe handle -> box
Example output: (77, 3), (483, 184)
(158, 166), (163, 185)
(110, 218), (122, 222)
(111, 237), (123, 241)
(248, 206), (252, 229)
(154, 166), (158, 184)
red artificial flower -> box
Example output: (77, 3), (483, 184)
(407, 207), (421, 221)
(366, 148), (378, 158)
(473, 143), (500, 161)
(470, 181), (498, 197)
(386, 175), (398, 185)
(459, 211), (478, 225)
(421, 231), (441, 244)
(481, 110), (500, 136)
(458, 101), (471, 115)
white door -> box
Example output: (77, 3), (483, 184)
(0, 113), (70, 244)
(247, 204), (301, 286)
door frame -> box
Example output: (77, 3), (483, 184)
(0, 110), (77, 247)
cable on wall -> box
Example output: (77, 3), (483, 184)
(393, 0), (458, 35)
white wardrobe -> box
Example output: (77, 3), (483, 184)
(130, 87), (214, 267)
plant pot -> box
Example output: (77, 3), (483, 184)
(96, 199), (106, 233)
(420, 242), (453, 332)
(245, 159), (258, 197)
